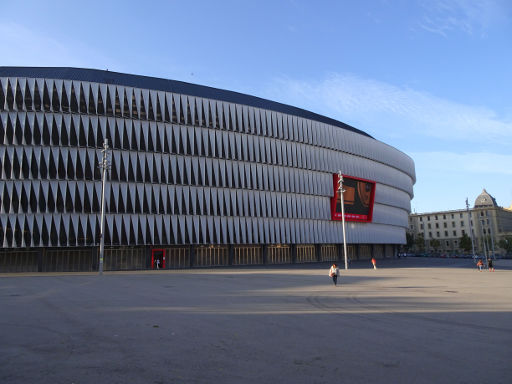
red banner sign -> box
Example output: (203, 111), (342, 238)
(331, 174), (376, 222)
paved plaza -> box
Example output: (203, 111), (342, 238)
(1, 258), (511, 384)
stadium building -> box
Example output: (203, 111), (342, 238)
(0, 67), (415, 272)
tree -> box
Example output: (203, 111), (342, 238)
(414, 233), (425, 253)
(459, 233), (472, 253)
(406, 232), (414, 251)
(498, 236), (512, 254)
(430, 239), (441, 253)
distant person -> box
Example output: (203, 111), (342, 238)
(329, 263), (340, 286)
(476, 259), (483, 271)
(156, 259), (160, 270)
(371, 257), (377, 270)
(487, 258), (494, 272)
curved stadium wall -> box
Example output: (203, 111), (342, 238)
(0, 67), (415, 272)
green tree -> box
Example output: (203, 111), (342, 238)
(459, 233), (472, 253)
(430, 239), (441, 253)
(406, 232), (414, 251)
(498, 236), (512, 254)
(414, 233), (425, 252)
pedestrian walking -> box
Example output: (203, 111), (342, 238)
(487, 258), (495, 272)
(371, 257), (377, 270)
(156, 258), (160, 270)
(476, 259), (483, 271)
(329, 263), (340, 286)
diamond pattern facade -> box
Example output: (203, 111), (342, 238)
(0, 67), (415, 271)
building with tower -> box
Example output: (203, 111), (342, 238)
(408, 189), (512, 257)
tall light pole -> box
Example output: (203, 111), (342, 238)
(480, 220), (488, 264)
(98, 139), (111, 275)
(488, 214), (496, 259)
(338, 171), (348, 270)
(466, 198), (476, 260)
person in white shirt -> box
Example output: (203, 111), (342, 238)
(329, 263), (340, 286)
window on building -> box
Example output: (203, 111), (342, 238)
(452, 222), (455, 227)
(451, 214), (454, 219)
(443, 214), (446, 219)
(462, 230), (466, 235)
(443, 222), (447, 228)
(428, 223), (431, 229)
(419, 217), (423, 222)
(444, 231), (448, 236)
(429, 232), (432, 238)
(435, 215), (438, 220)
(427, 216), (430, 221)
(460, 213), (463, 218)
(446, 241), (449, 246)
(435, 223), (439, 229)
(453, 230), (457, 236)
(420, 224), (424, 230)
(436, 231), (440, 237)
(461, 221), (464, 226)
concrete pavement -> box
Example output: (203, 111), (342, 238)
(1, 257), (511, 383)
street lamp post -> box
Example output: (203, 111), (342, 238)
(466, 198), (476, 260)
(481, 220), (488, 264)
(488, 216), (496, 259)
(338, 171), (348, 270)
(98, 139), (110, 275)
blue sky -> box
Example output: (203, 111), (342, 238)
(1, 0), (511, 213)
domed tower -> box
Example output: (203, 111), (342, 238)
(474, 189), (498, 208)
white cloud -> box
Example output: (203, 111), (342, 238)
(411, 151), (512, 175)
(418, 0), (507, 37)
(265, 73), (512, 147)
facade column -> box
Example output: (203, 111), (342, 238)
(38, 248), (43, 272)
(315, 243), (322, 262)
(189, 245), (195, 268)
(228, 244), (234, 266)
(262, 244), (268, 265)
(291, 244), (297, 264)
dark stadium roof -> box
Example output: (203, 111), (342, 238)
(0, 66), (372, 139)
